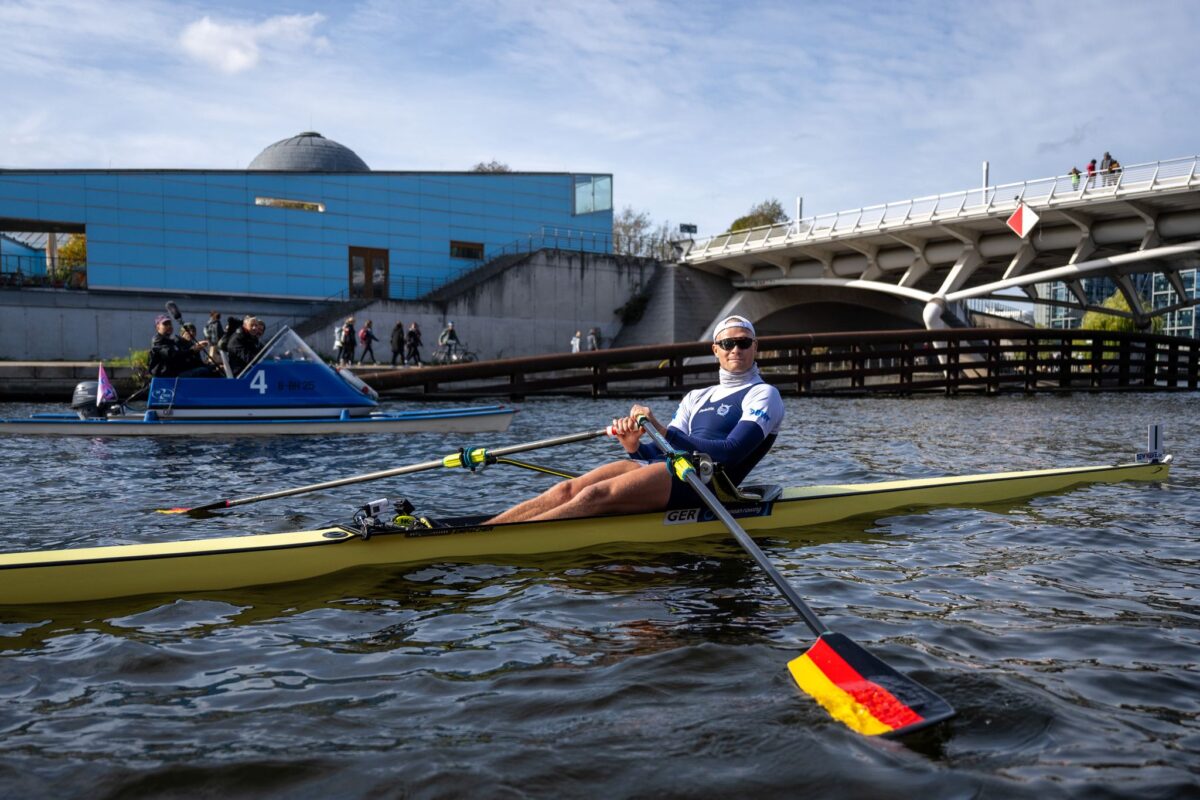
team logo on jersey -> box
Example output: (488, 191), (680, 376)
(748, 407), (771, 422)
(717, 403), (731, 416)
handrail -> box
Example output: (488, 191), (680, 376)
(356, 327), (1199, 400)
(685, 155), (1200, 262)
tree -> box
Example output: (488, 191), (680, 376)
(470, 160), (512, 173)
(612, 205), (673, 259)
(1080, 289), (1163, 333)
(728, 198), (788, 232)
(54, 233), (86, 284)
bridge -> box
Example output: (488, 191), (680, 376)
(678, 156), (1200, 336)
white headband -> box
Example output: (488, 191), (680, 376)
(713, 315), (756, 340)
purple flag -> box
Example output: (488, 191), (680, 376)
(97, 363), (119, 405)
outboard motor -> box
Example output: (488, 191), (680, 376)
(71, 380), (120, 419)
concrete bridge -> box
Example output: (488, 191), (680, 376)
(678, 156), (1200, 337)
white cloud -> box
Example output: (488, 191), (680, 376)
(179, 12), (328, 74)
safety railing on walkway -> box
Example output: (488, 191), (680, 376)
(0, 254), (87, 290)
(683, 155), (1200, 262)
(360, 328), (1200, 399)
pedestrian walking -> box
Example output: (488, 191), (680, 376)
(405, 322), (423, 366)
(1086, 159), (1097, 188)
(570, 330), (581, 353)
(336, 317), (356, 366)
(358, 320), (379, 365)
(1100, 151), (1112, 186)
(1069, 166), (1081, 190)
(587, 327), (599, 351)
(390, 321), (406, 366)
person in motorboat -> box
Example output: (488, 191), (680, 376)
(175, 323), (218, 377)
(226, 316), (265, 375)
(486, 315), (784, 523)
(147, 314), (208, 378)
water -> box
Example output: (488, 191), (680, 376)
(0, 394), (1197, 798)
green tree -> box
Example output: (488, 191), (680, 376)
(728, 198), (788, 232)
(1080, 289), (1163, 333)
(470, 160), (512, 173)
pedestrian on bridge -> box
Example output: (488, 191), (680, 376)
(1070, 166), (1081, 190)
(1086, 159), (1097, 188)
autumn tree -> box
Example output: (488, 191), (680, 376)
(54, 233), (87, 283)
(728, 198), (788, 232)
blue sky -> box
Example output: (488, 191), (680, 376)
(2, 0), (1197, 237)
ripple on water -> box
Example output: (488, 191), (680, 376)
(1, 393), (1199, 798)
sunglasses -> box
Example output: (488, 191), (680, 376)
(715, 337), (755, 351)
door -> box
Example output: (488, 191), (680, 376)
(349, 247), (389, 299)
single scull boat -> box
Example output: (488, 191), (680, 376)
(0, 458), (1169, 606)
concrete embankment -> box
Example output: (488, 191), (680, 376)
(0, 362), (137, 402)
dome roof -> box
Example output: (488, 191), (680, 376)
(248, 132), (370, 172)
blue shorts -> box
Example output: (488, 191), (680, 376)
(665, 473), (704, 510)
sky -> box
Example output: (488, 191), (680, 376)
(2, 0), (1198, 238)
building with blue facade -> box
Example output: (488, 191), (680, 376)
(0, 132), (613, 301)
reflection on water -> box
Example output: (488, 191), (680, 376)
(0, 393), (1197, 798)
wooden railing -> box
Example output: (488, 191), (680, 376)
(361, 328), (1200, 399)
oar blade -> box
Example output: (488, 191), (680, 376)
(788, 632), (954, 738)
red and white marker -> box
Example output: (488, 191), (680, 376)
(1006, 202), (1040, 238)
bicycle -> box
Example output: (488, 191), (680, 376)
(429, 342), (478, 365)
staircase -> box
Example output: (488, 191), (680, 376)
(422, 252), (534, 302)
(289, 297), (376, 339)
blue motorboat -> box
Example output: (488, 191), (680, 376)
(0, 327), (515, 436)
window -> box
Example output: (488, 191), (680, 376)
(572, 175), (613, 215)
(255, 196), (325, 213)
(450, 240), (484, 260)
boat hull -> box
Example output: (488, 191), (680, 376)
(0, 460), (1169, 606)
(0, 406), (515, 435)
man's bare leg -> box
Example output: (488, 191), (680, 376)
(486, 460), (642, 524)
(529, 462), (672, 521)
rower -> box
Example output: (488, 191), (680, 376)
(486, 315), (784, 523)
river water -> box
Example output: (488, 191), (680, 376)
(0, 393), (1196, 798)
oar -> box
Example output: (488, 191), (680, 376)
(157, 428), (610, 515)
(636, 418), (955, 738)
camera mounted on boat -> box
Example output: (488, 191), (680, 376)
(351, 497), (416, 539)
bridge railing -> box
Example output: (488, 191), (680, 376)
(360, 328), (1200, 399)
(684, 155), (1200, 261)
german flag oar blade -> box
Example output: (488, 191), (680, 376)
(788, 632), (954, 737)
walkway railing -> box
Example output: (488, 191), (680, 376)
(362, 328), (1200, 399)
(0, 254), (87, 290)
(683, 155), (1200, 262)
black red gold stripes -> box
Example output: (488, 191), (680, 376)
(788, 632), (952, 736)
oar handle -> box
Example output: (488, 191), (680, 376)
(637, 418), (830, 637)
